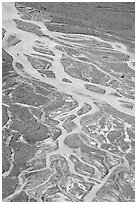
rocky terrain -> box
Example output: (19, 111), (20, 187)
(2, 2), (135, 202)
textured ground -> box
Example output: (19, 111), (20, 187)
(2, 2), (135, 202)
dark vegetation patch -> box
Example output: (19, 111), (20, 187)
(2, 105), (9, 126)
(2, 49), (18, 81)
(16, 2), (134, 41)
(33, 46), (55, 56)
(2, 28), (6, 39)
(62, 78), (72, 83)
(38, 70), (56, 78)
(13, 19), (43, 36)
(7, 35), (21, 47)
(2, 144), (11, 173)
(2, 176), (18, 198)
(85, 84), (106, 94)
(11, 192), (28, 202)
(25, 54), (52, 69)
